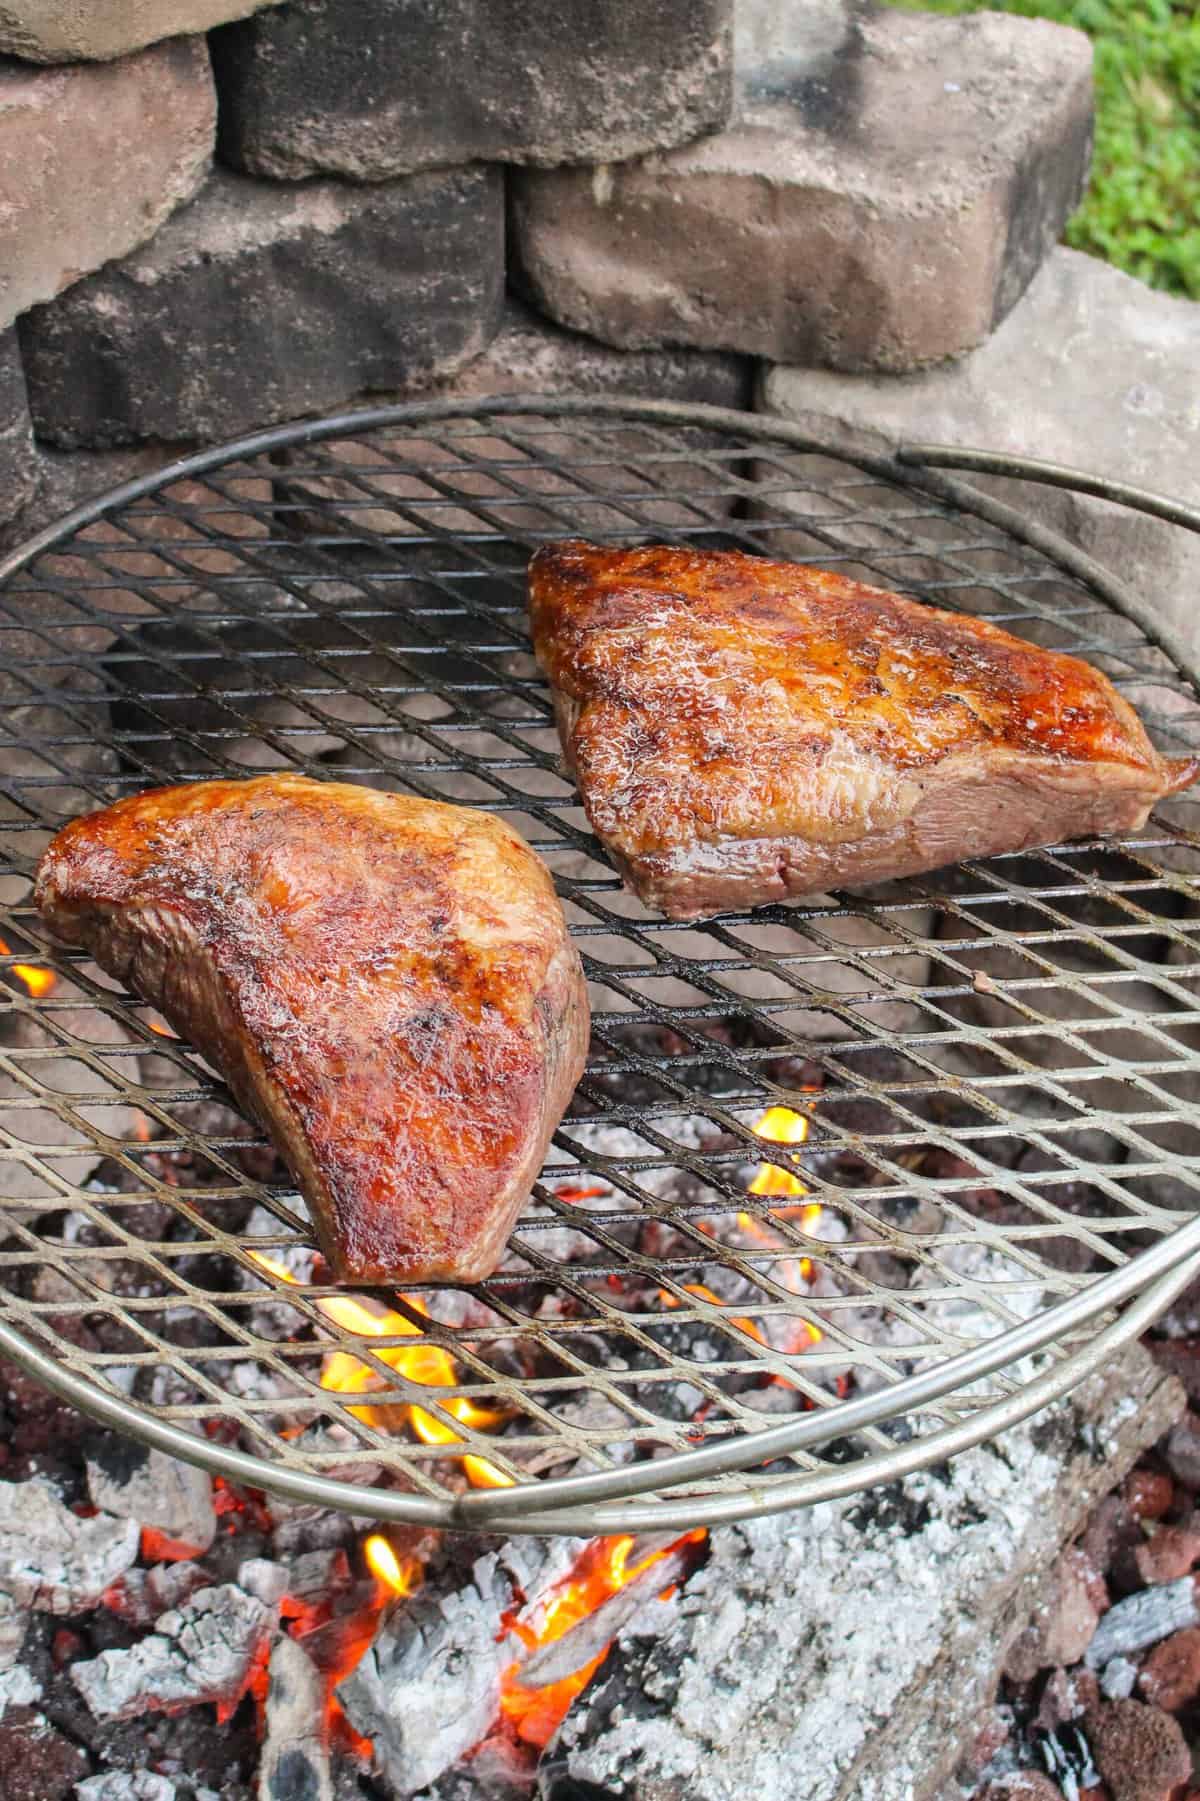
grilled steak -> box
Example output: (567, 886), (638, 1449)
(35, 775), (588, 1284)
(529, 540), (1198, 920)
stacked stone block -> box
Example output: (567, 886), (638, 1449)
(0, 0), (1191, 654)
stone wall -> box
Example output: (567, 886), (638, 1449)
(0, 0), (1195, 652)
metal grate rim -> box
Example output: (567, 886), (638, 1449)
(0, 394), (1198, 1533)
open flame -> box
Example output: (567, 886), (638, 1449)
(0, 935), (56, 1000)
(747, 1103), (810, 1200)
(500, 1531), (706, 1750)
(363, 1533), (421, 1598)
(741, 1106), (823, 1356)
(247, 1254), (514, 1490)
(238, 1104), (824, 1768)
(659, 1280), (771, 1348)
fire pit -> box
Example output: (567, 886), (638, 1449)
(1, 397), (1200, 1796)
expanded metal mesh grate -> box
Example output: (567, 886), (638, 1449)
(1, 396), (1199, 1534)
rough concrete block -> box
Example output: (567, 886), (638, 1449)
(759, 248), (1200, 668)
(0, 331), (37, 535)
(433, 298), (751, 411)
(211, 0), (733, 180)
(270, 298), (753, 543)
(18, 164), (504, 445)
(511, 1), (1093, 371)
(0, 0), (284, 62)
(0, 37), (214, 330)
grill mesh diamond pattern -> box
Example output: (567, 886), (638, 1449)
(0, 401), (1198, 1522)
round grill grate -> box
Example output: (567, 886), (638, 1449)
(1, 395), (1200, 1535)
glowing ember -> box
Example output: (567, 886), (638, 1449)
(363, 1534), (421, 1598)
(659, 1281), (769, 1348)
(553, 1183), (609, 1204)
(140, 1525), (203, 1564)
(0, 935), (56, 999)
(246, 1252), (513, 1489)
(500, 1531), (706, 1749)
(146, 1014), (175, 1038)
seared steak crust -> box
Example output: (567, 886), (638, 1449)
(529, 540), (1198, 919)
(35, 775), (588, 1284)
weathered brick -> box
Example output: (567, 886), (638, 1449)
(211, 0), (732, 180)
(0, 0), (283, 62)
(512, 2), (1092, 372)
(759, 248), (1200, 668)
(0, 37), (214, 331)
(18, 165), (504, 445)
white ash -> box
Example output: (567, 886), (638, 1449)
(1084, 1576), (1200, 1668)
(549, 1352), (1170, 1801)
(0, 1663), (41, 1720)
(832, 1239), (1049, 1406)
(146, 1366), (199, 1412)
(1100, 1656), (1139, 1699)
(259, 1636), (332, 1801)
(86, 1445), (216, 1558)
(71, 1583), (277, 1722)
(237, 1558), (290, 1609)
(264, 1427), (382, 1552)
(235, 1205), (317, 1339)
(528, 1113), (720, 1263)
(0, 1478), (139, 1615)
(284, 1548), (350, 1601)
(270, 1502), (374, 1557)
(222, 1359), (311, 1408)
(282, 1422), (380, 1484)
(338, 1537), (586, 1798)
(146, 1353), (310, 1417)
(908, 1238), (1046, 1337)
(520, 1540), (697, 1691)
(502, 1393), (639, 1477)
(1160, 1283), (1200, 1339)
(75, 1778), (221, 1800)
(0, 1592), (26, 1671)
(416, 1288), (516, 1333)
(105, 1562), (210, 1629)
(0, 1593), (40, 1718)
(96, 1366), (138, 1398)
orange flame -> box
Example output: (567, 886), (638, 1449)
(0, 935), (56, 999)
(500, 1531), (705, 1749)
(747, 1104), (810, 1200)
(659, 1281), (769, 1348)
(363, 1534), (422, 1599)
(246, 1252), (513, 1489)
(742, 1106), (823, 1356)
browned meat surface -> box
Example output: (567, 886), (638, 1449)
(35, 775), (588, 1284)
(529, 540), (1199, 920)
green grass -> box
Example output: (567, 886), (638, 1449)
(880, 0), (1200, 299)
